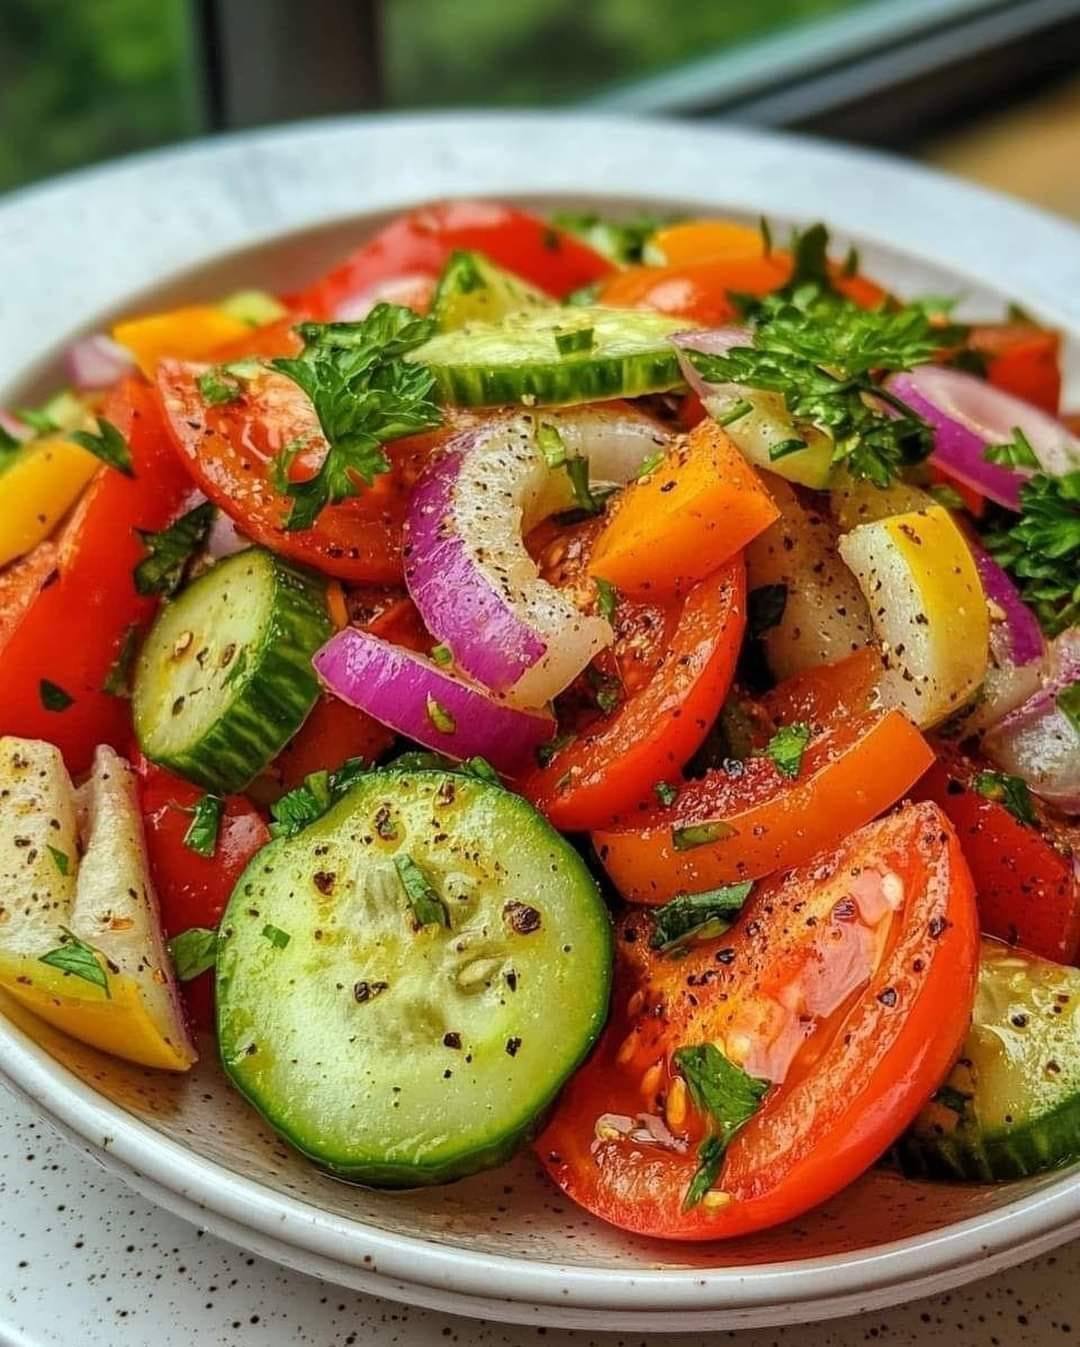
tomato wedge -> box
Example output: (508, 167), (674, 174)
(0, 379), (195, 773)
(136, 758), (269, 1028)
(539, 802), (978, 1239)
(272, 693), (395, 791)
(971, 323), (1062, 416)
(760, 646), (883, 729)
(521, 558), (746, 830)
(915, 748), (1080, 964)
(595, 708), (933, 902)
(285, 200), (614, 318)
(156, 360), (457, 584)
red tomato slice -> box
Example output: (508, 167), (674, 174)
(136, 759), (269, 1028)
(521, 557), (746, 830)
(595, 708), (934, 903)
(971, 323), (1062, 416)
(272, 693), (395, 791)
(156, 360), (457, 585)
(285, 200), (613, 318)
(539, 802), (979, 1240)
(915, 748), (1080, 964)
(0, 379), (196, 774)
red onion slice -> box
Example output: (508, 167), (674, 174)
(984, 629), (1080, 814)
(404, 407), (671, 708)
(672, 326), (752, 403)
(65, 334), (135, 391)
(0, 410), (31, 442)
(313, 627), (555, 778)
(966, 535), (1045, 668)
(888, 365), (1080, 510)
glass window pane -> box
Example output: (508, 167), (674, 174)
(0, 0), (201, 193)
(382, 0), (875, 108)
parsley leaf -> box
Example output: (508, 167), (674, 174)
(70, 418), (133, 477)
(649, 883), (752, 954)
(425, 695), (457, 734)
(747, 583), (788, 638)
(594, 577), (618, 623)
(168, 926), (218, 980)
(394, 853), (450, 929)
(269, 758), (368, 839)
(684, 1134), (726, 1210)
(134, 501), (216, 597)
(262, 923), (291, 950)
(974, 770), (1037, 825)
(103, 624), (141, 698)
(982, 471), (1080, 635)
(984, 426), (1040, 469)
(39, 679), (73, 712)
(763, 723), (811, 779)
(587, 666), (623, 715)
(562, 455), (604, 515)
(674, 1043), (768, 1209)
(1059, 682), (1080, 737)
(536, 422), (567, 467)
(548, 211), (671, 265)
(197, 367), (243, 406)
(271, 303), (442, 531)
(654, 780), (679, 807)
(672, 819), (737, 851)
(183, 795), (223, 858)
(39, 927), (110, 996)
(0, 422), (22, 471)
(47, 845), (70, 876)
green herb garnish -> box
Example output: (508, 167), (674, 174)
(762, 723), (811, 779)
(430, 643), (453, 668)
(982, 470), (1080, 636)
(974, 770), (1037, 825)
(39, 679), (73, 712)
(271, 303), (442, 531)
(70, 418), (133, 477)
(555, 326), (594, 355)
(536, 732), (576, 768)
(47, 845), (70, 877)
(654, 780), (679, 808)
(168, 926), (218, 980)
(269, 758), (369, 839)
(562, 456), (603, 515)
(394, 853), (450, 928)
(134, 501), (216, 597)
(39, 928), (109, 996)
(183, 794), (223, 858)
(197, 368), (243, 406)
(674, 1043), (768, 1209)
(594, 577), (618, 623)
(634, 449), (666, 479)
(984, 426), (1040, 469)
(262, 923), (291, 950)
(672, 819), (736, 851)
(548, 212), (670, 265)
(649, 883), (753, 954)
(537, 422), (567, 468)
(1059, 682), (1080, 737)
(102, 624), (141, 698)
(715, 397), (753, 428)
(426, 695), (457, 735)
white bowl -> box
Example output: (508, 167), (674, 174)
(1, 113), (1079, 1333)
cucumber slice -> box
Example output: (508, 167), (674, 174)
(133, 548), (332, 794)
(431, 250), (553, 332)
(216, 767), (612, 1185)
(407, 304), (686, 407)
(897, 938), (1080, 1181)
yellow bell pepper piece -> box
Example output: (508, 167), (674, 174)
(113, 305), (252, 377)
(0, 436), (100, 567)
(645, 218), (765, 266)
(839, 504), (989, 728)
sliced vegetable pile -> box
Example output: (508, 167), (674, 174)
(2, 199), (1078, 1239)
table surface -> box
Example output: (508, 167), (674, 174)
(1, 1089), (1077, 1347)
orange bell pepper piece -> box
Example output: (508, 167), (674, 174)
(114, 305), (253, 377)
(588, 419), (778, 600)
(649, 219), (765, 266)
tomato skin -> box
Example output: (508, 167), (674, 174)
(760, 646), (882, 729)
(915, 750), (1080, 963)
(273, 694), (395, 790)
(285, 201), (613, 318)
(539, 802), (979, 1240)
(595, 708), (934, 902)
(156, 361), (455, 585)
(522, 558), (746, 830)
(136, 759), (269, 1029)
(0, 379), (196, 774)
(971, 324), (1062, 416)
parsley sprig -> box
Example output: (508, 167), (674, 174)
(982, 471), (1080, 636)
(271, 303), (442, 531)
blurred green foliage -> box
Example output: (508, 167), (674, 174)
(0, 0), (198, 192)
(384, 0), (867, 105)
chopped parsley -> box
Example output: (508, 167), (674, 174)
(554, 326), (594, 355)
(984, 426), (1040, 469)
(587, 666), (623, 715)
(674, 1042), (768, 1209)
(269, 757), (369, 839)
(134, 501), (216, 597)
(183, 794), (223, 858)
(197, 367), (243, 406)
(982, 470), (1080, 635)
(634, 448), (666, 479)
(653, 780), (679, 808)
(974, 770), (1037, 825)
(548, 211), (671, 265)
(758, 215), (773, 256)
(39, 928), (109, 996)
(168, 926), (218, 980)
(425, 695), (457, 735)
(0, 422), (21, 470)
(562, 455), (603, 515)
(47, 845), (70, 877)
(271, 303), (442, 531)
(714, 397), (753, 429)
(394, 853), (450, 928)
(430, 643), (453, 667)
(102, 624), (141, 698)
(672, 819), (736, 851)
(262, 923), (291, 950)
(536, 732), (576, 768)
(747, 583), (788, 639)
(39, 679), (73, 712)
(594, 577), (618, 624)
(461, 756), (500, 784)
(70, 417), (133, 477)
(649, 883), (753, 954)
(1059, 682), (1080, 737)
(928, 482), (969, 511)
(536, 422), (567, 467)
(762, 722), (811, 779)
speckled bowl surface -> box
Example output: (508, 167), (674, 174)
(1, 113), (1079, 1332)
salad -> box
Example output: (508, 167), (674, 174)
(1, 200), (1078, 1242)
